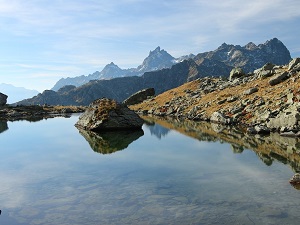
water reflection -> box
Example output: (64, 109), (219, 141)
(0, 120), (8, 133)
(77, 128), (144, 154)
(142, 116), (300, 172)
(143, 119), (170, 139)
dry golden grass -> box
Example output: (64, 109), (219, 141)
(130, 66), (300, 125)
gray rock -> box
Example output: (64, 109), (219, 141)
(280, 131), (300, 137)
(210, 111), (232, 124)
(269, 71), (289, 86)
(288, 58), (300, 71)
(123, 88), (155, 106)
(75, 98), (144, 131)
(267, 105), (300, 130)
(229, 67), (244, 81)
(254, 125), (270, 134)
(244, 87), (258, 95)
(0, 92), (8, 106)
(247, 125), (270, 134)
(262, 62), (275, 71)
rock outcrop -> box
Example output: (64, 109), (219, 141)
(130, 57), (300, 134)
(75, 98), (144, 131)
(123, 88), (155, 106)
(0, 92), (8, 106)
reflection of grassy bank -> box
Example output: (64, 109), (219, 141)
(142, 115), (300, 172)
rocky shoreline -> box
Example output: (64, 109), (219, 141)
(130, 58), (300, 137)
(0, 105), (86, 121)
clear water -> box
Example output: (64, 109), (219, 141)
(0, 115), (300, 225)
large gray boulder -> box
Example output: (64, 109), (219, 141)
(123, 88), (155, 106)
(75, 98), (144, 131)
(0, 92), (8, 106)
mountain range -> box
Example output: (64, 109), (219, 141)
(52, 46), (185, 91)
(17, 38), (292, 106)
(0, 83), (39, 104)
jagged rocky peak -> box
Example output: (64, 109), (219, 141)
(102, 62), (122, 72)
(137, 46), (175, 72)
(245, 42), (257, 50)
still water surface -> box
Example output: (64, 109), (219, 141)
(0, 115), (300, 224)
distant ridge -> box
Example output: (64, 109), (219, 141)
(51, 46), (182, 91)
(0, 83), (39, 104)
(17, 38), (292, 106)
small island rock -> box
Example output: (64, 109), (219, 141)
(75, 98), (144, 131)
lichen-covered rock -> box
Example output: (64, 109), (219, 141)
(267, 105), (300, 130)
(288, 58), (300, 71)
(210, 111), (232, 125)
(229, 67), (244, 81)
(123, 88), (155, 106)
(0, 92), (8, 106)
(75, 98), (144, 131)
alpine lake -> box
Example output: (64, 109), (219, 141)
(1, 114), (300, 225)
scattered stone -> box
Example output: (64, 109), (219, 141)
(247, 125), (270, 134)
(210, 111), (232, 125)
(267, 105), (300, 130)
(229, 67), (244, 81)
(269, 71), (289, 86)
(288, 58), (300, 71)
(280, 131), (300, 137)
(244, 87), (258, 95)
(76, 98), (144, 131)
(262, 62), (275, 71)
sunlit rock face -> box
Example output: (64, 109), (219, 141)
(75, 98), (144, 131)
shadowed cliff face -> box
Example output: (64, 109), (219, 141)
(142, 116), (300, 173)
(77, 128), (144, 154)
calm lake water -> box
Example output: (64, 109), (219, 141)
(0, 114), (300, 225)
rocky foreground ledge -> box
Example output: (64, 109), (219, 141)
(0, 105), (86, 121)
(130, 58), (300, 137)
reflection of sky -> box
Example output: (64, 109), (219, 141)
(0, 116), (298, 224)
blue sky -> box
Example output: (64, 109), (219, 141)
(0, 0), (300, 92)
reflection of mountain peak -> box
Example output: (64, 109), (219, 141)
(145, 124), (170, 139)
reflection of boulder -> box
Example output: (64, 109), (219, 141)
(141, 115), (300, 172)
(0, 120), (8, 133)
(230, 144), (244, 154)
(289, 173), (300, 190)
(77, 128), (144, 154)
(75, 98), (144, 131)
